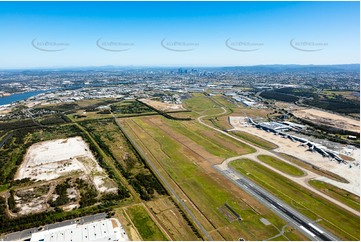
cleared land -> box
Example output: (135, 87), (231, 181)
(230, 159), (360, 241)
(139, 99), (185, 112)
(125, 204), (168, 241)
(309, 180), (360, 211)
(257, 155), (304, 177)
(293, 108), (360, 133)
(15, 137), (117, 194)
(120, 116), (307, 241)
(12, 185), (50, 216)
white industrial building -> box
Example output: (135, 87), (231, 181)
(30, 218), (128, 242)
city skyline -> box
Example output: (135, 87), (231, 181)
(0, 1), (359, 68)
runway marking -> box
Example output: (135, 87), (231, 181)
(300, 226), (316, 237)
(308, 223), (324, 234)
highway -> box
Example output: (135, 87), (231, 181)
(215, 166), (339, 241)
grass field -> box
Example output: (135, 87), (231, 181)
(309, 180), (360, 211)
(185, 93), (271, 130)
(120, 116), (307, 241)
(81, 119), (150, 177)
(278, 153), (349, 183)
(231, 131), (278, 150)
(163, 119), (256, 159)
(80, 119), (203, 240)
(210, 95), (238, 109)
(230, 159), (360, 241)
(126, 205), (168, 241)
(146, 198), (201, 241)
(183, 93), (224, 116)
(257, 155), (304, 177)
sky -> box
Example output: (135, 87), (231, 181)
(0, 1), (359, 69)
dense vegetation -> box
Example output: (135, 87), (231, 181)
(0, 125), (83, 185)
(80, 119), (168, 201)
(260, 90), (299, 103)
(0, 195), (113, 234)
(110, 101), (153, 114)
(0, 120), (132, 233)
(139, 100), (192, 120)
(8, 190), (17, 213)
(260, 87), (359, 114)
(304, 97), (359, 114)
(48, 180), (71, 207)
(129, 173), (167, 201)
(75, 178), (98, 208)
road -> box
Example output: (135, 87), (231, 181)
(215, 166), (339, 241)
(0, 213), (107, 241)
(197, 108), (359, 216)
(196, 107), (346, 240)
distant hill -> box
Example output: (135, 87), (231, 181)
(2, 64), (359, 73)
(213, 64), (360, 73)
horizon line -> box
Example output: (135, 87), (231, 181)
(1, 63), (360, 71)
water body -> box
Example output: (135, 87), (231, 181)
(0, 81), (131, 106)
(0, 90), (47, 106)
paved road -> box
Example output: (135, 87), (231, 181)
(215, 166), (339, 241)
(196, 107), (347, 240)
(1, 213), (107, 241)
(197, 108), (359, 216)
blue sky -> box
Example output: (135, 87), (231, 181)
(0, 1), (359, 68)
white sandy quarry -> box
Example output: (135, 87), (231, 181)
(15, 137), (117, 193)
(229, 116), (360, 196)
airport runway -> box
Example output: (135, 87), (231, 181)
(215, 165), (339, 241)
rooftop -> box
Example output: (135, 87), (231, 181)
(30, 218), (129, 242)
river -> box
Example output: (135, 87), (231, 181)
(0, 90), (47, 106)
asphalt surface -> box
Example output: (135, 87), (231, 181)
(215, 166), (340, 241)
(0, 213), (107, 241)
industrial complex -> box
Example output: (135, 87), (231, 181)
(248, 118), (346, 163)
(29, 218), (128, 242)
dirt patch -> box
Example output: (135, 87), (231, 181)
(15, 136), (117, 193)
(293, 108), (359, 133)
(12, 185), (51, 216)
(139, 99), (185, 112)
